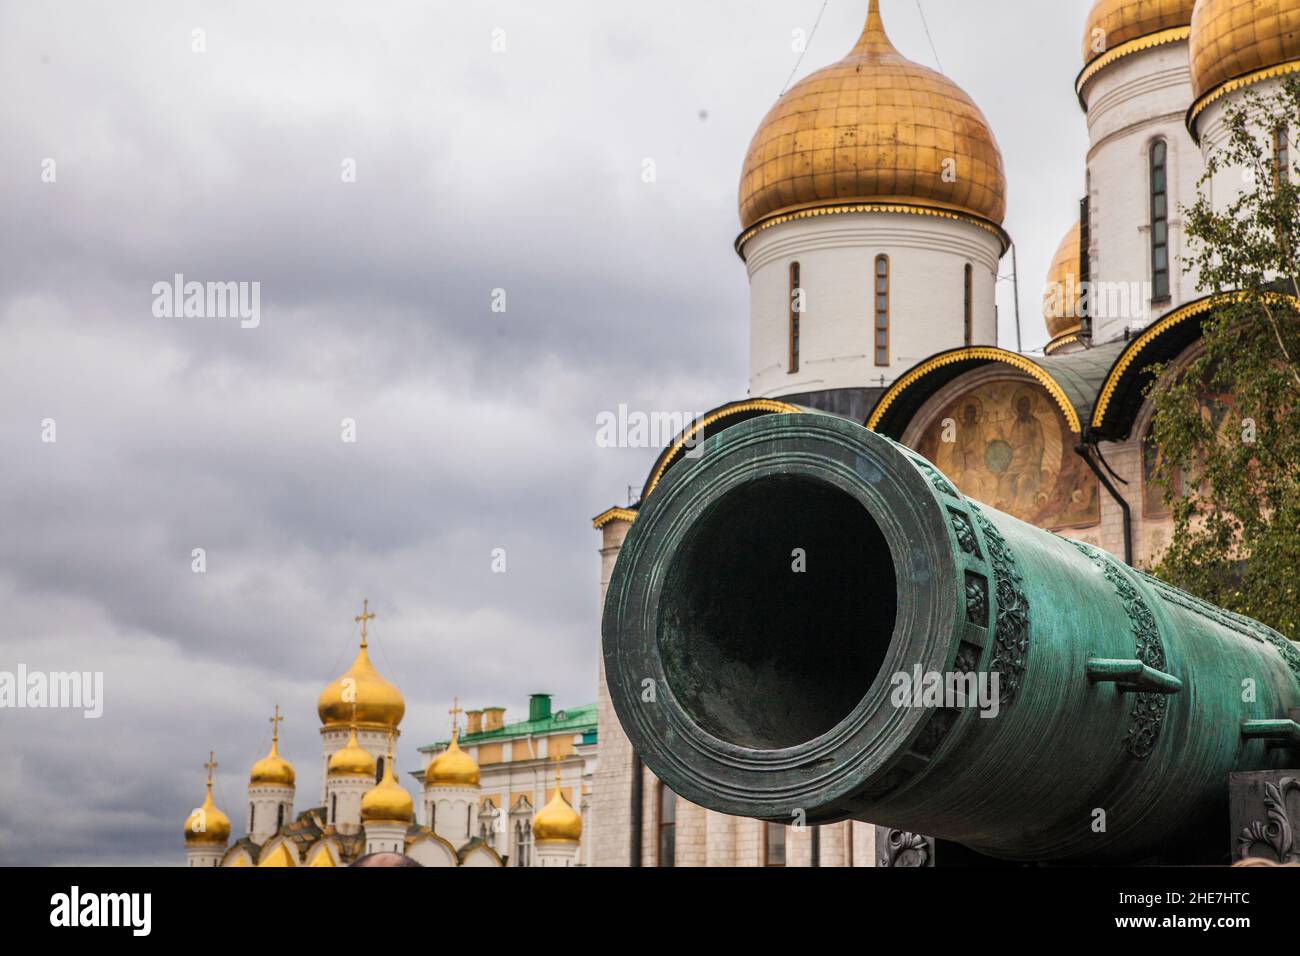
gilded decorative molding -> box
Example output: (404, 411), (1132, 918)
(1071, 541), (1168, 758)
(867, 347), (1082, 434)
(1188, 60), (1300, 141)
(643, 399), (800, 498)
(1043, 331), (1082, 355)
(736, 201), (1011, 259)
(970, 505), (1029, 704)
(591, 506), (638, 530)
(1091, 293), (1300, 432)
(1075, 26), (1192, 103)
(1090, 295), (1223, 430)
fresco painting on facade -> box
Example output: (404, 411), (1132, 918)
(917, 381), (1100, 530)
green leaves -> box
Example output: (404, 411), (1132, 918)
(1147, 77), (1300, 637)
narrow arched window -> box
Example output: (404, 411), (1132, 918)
(788, 261), (802, 374)
(375, 755), (384, 785)
(249, 802), (255, 831)
(330, 793), (337, 824)
(1276, 126), (1291, 185)
(276, 804), (285, 830)
(657, 781), (677, 867)
(874, 255), (890, 365)
(764, 822), (787, 866)
(1149, 141), (1169, 301)
(963, 263), (973, 346)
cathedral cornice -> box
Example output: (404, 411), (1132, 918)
(1075, 26), (1192, 109)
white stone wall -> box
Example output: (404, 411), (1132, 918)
(423, 785), (477, 846)
(1081, 42), (1205, 340)
(363, 820), (407, 856)
(318, 726), (394, 802)
(323, 774), (371, 834)
(745, 213), (1002, 397)
(589, 518), (637, 866)
(1197, 76), (1295, 219)
(247, 784), (294, 844)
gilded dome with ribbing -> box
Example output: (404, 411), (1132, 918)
(738, 0), (1006, 236)
(1189, 0), (1300, 101)
(360, 752), (414, 824)
(328, 724), (377, 777)
(1042, 221), (1084, 341)
(317, 639), (405, 730)
(184, 778), (231, 846)
(1082, 0), (1196, 65)
(532, 786), (582, 844)
(425, 732), (480, 788)
(249, 734), (295, 788)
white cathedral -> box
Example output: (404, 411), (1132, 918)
(183, 602), (584, 867)
(589, 0), (1299, 866)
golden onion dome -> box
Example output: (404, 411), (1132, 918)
(360, 744), (414, 824)
(532, 765), (582, 844)
(317, 603), (405, 730)
(249, 711), (295, 788)
(738, 0), (1007, 238)
(1189, 0), (1300, 103)
(1042, 220), (1084, 341)
(184, 758), (231, 846)
(1081, 0), (1196, 66)
(424, 730), (480, 788)
(328, 723), (378, 777)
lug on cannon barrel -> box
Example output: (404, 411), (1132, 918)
(602, 413), (1300, 864)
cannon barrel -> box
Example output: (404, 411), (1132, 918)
(602, 413), (1300, 863)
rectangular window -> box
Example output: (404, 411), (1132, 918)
(874, 255), (890, 366)
(788, 261), (801, 374)
(1276, 126), (1291, 185)
(764, 822), (787, 867)
(963, 263), (973, 346)
(1150, 141), (1170, 301)
(657, 782), (676, 867)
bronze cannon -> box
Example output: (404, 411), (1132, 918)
(602, 413), (1300, 863)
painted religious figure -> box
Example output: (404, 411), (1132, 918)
(917, 380), (1100, 531)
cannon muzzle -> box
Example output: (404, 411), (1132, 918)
(602, 413), (1300, 863)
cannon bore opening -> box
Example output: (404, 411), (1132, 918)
(658, 475), (897, 750)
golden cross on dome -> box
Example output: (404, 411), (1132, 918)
(449, 697), (463, 738)
(269, 705), (283, 742)
(355, 598), (376, 648)
(204, 750), (218, 784)
(550, 751), (564, 795)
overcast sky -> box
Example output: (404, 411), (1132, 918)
(0, 0), (1092, 864)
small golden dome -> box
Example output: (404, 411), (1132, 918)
(425, 731), (480, 788)
(361, 742), (414, 824)
(249, 708), (295, 788)
(1042, 221), (1084, 340)
(1189, 0), (1300, 101)
(328, 724), (377, 778)
(738, 0), (1006, 235)
(1082, 0), (1196, 65)
(184, 755), (231, 846)
(317, 601), (405, 730)
(532, 765), (582, 844)
(257, 842), (297, 867)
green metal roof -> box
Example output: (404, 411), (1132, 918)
(417, 702), (598, 754)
